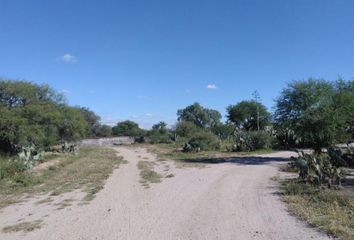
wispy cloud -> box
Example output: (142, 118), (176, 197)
(137, 95), (153, 100)
(61, 53), (77, 63)
(206, 84), (217, 89)
(60, 89), (71, 95)
(145, 113), (154, 118)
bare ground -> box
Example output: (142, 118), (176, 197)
(0, 147), (333, 240)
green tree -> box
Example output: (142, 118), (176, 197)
(78, 107), (101, 137)
(147, 122), (171, 143)
(112, 120), (145, 137)
(211, 123), (235, 140)
(274, 78), (354, 152)
(177, 102), (221, 128)
(0, 79), (89, 153)
(227, 100), (271, 131)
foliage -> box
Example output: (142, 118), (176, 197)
(112, 120), (145, 137)
(327, 146), (354, 167)
(78, 107), (101, 137)
(147, 122), (172, 144)
(275, 128), (300, 148)
(211, 123), (235, 140)
(227, 100), (271, 131)
(177, 102), (221, 128)
(274, 78), (354, 151)
(95, 124), (112, 137)
(0, 79), (89, 153)
(174, 121), (200, 138)
(183, 131), (220, 152)
(291, 151), (342, 188)
(231, 131), (273, 152)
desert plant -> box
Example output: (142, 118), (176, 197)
(293, 151), (342, 188)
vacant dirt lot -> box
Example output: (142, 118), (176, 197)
(0, 147), (333, 240)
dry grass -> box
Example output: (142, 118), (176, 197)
(2, 220), (43, 233)
(0, 147), (124, 208)
(137, 161), (162, 188)
(283, 181), (354, 240)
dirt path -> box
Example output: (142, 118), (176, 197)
(0, 147), (332, 240)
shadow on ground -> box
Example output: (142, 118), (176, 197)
(181, 156), (290, 165)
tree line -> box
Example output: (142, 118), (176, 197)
(0, 78), (353, 155)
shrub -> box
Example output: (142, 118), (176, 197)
(231, 131), (274, 152)
(183, 131), (220, 152)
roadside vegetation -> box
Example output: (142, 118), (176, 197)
(0, 147), (123, 208)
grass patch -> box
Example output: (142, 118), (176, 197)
(143, 143), (277, 168)
(137, 161), (162, 188)
(282, 180), (354, 240)
(0, 147), (124, 208)
(2, 220), (43, 233)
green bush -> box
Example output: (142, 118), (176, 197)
(232, 131), (274, 152)
(183, 131), (220, 152)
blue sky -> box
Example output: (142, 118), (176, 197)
(1, 0), (354, 128)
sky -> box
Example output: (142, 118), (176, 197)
(1, 0), (354, 128)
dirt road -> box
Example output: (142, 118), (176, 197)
(0, 147), (332, 240)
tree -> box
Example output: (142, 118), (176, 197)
(96, 125), (112, 137)
(147, 122), (171, 143)
(211, 123), (235, 140)
(0, 79), (89, 153)
(112, 120), (145, 137)
(274, 78), (354, 152)
(78, 107), (101, 137)
(177, 102), (221, 128)
(227, 100), (271, 131)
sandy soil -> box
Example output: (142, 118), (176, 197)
(0, 147), (333, 240)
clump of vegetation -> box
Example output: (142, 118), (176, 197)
(147, 122), (173, 144)
(290, 151), (342, 188)
(274, 78), (354, 151)
(231, 131), (274, 152)
(183, 131), (220, 152)
(2, 220), (43, 233)
(112, 120), (146, 138)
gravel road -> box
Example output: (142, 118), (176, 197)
(0, 147), (332, 240)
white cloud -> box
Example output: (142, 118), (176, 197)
(206, 84), (217, 89)
(61, 53), (77, 63)
(145, 113), (154, 118)
(60, 89), (71, 95)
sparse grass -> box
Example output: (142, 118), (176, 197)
(282, 180), (354, 240)
(144, 143), (277, 168)
(2, 220), (43, 233)
(137, 161), (162, 188)
(0, 147), (124, 208)
(55, 198), (74, 210)
(35, 197), (53, 205)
